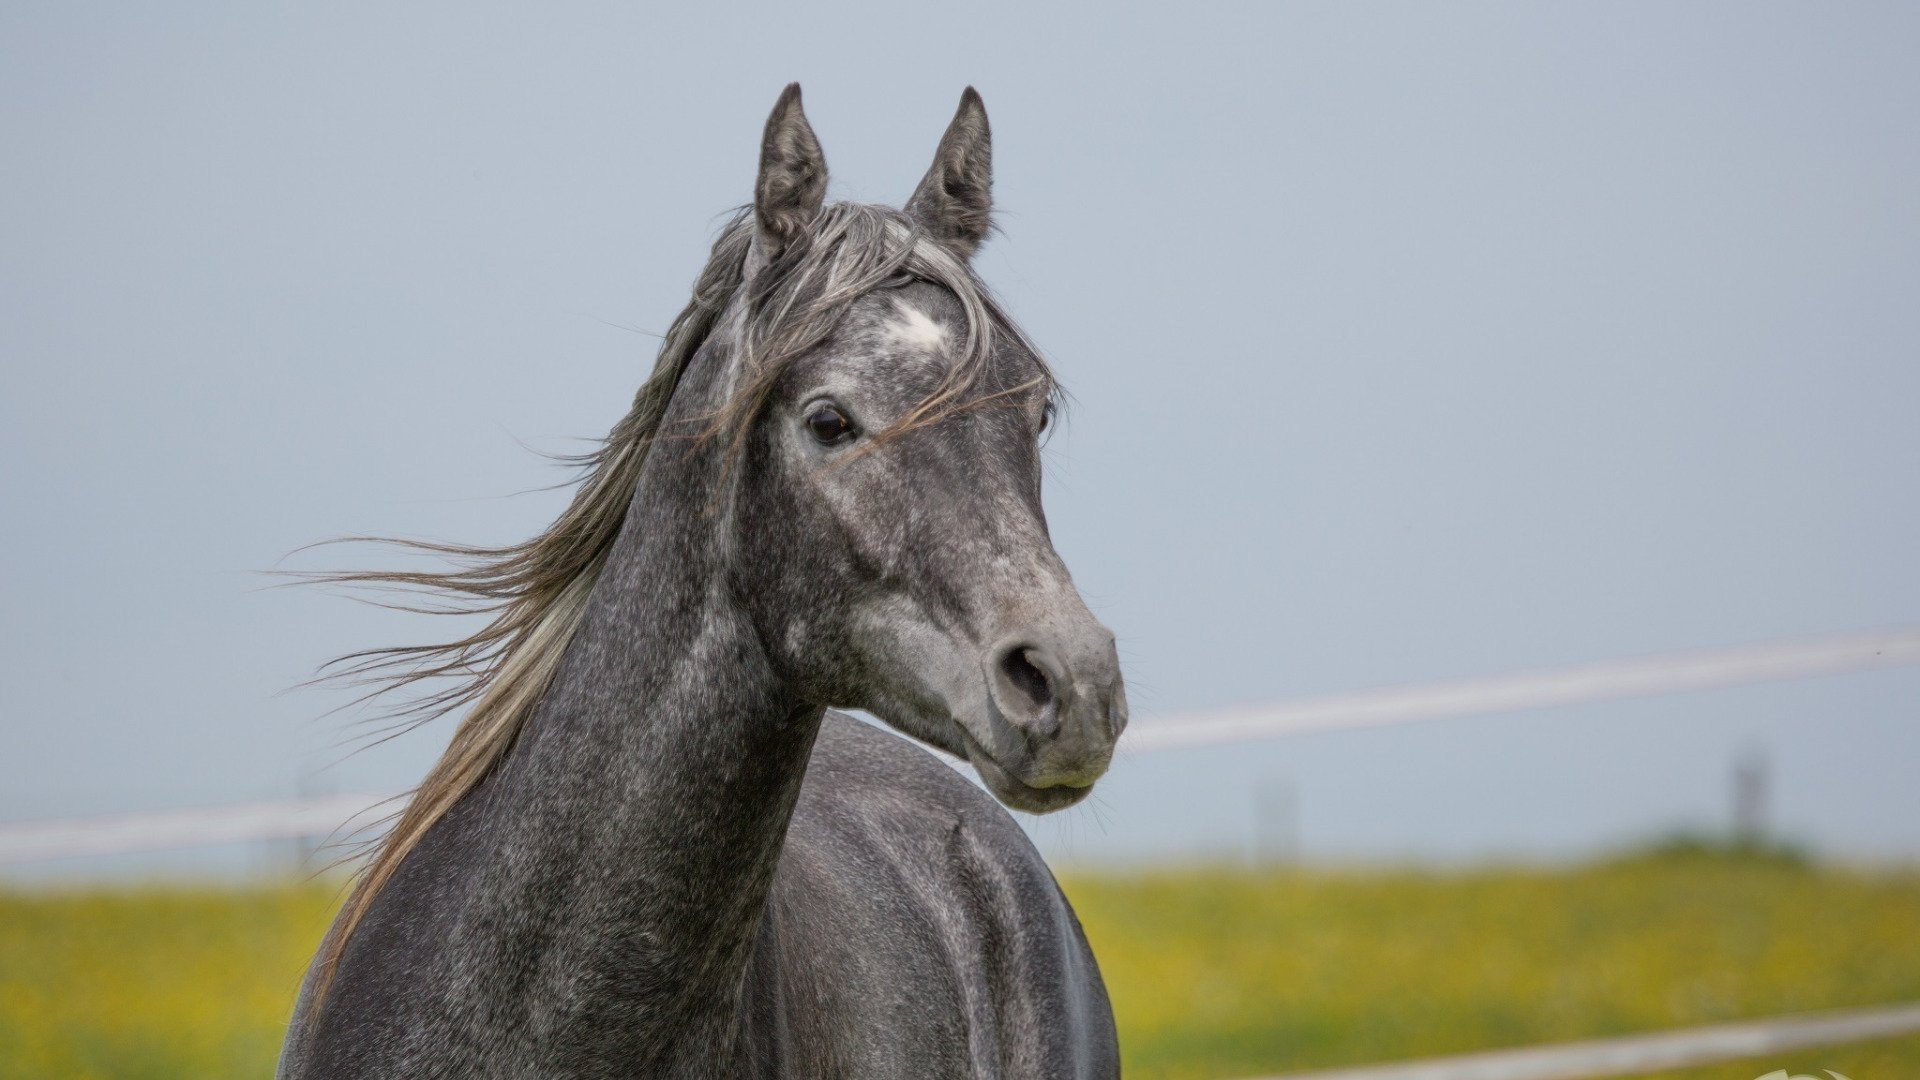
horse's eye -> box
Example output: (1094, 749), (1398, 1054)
(1038, 402), (1055, 437)
(805, 404), (856, 445)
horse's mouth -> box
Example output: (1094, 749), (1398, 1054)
(957, 728), (1095, 814)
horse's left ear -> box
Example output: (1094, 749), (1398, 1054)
(906, 87), (993, 259)
(753, 83), (828, 264)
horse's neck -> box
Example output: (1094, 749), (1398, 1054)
(439, 449), (822, 1063)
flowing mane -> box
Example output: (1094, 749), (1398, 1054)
(306, 201), (1055, 1001)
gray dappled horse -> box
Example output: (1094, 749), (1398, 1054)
(279, 85), (1127, 1078)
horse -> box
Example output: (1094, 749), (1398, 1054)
(278, 84), (1127, 1078)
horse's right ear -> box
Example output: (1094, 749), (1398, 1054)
(751, 83), (828, 267)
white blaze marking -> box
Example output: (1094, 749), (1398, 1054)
(885, 300), (949, 353)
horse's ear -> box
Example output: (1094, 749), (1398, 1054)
(906, 87), (993, 259)
(752, 83), (828, 262)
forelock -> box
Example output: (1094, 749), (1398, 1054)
(708, 201), (1057, 444)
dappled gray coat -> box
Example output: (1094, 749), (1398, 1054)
(278, 85), (1127, 1078)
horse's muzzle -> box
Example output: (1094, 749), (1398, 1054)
(965, 629), (1127, 812)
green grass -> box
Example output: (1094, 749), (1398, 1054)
(3, 851), (1916, 1078)
(0, 884), (340, 1079)
(1065, 849), (1920, 1078)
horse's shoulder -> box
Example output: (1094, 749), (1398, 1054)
(794, 712), (1050, 875)
(755, 713), (1118, 1076)
(782, 712), (1099, 974)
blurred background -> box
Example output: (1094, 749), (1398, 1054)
(2, 3), (1916, 1078)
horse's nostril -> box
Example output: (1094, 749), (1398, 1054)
(1000, 647), (1055, 713)
(987, 639), (1071, 742)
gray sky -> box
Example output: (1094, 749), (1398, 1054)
(3, 3), (1916, 873)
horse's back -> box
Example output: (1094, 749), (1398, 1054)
(742, 713), (1119, 1078)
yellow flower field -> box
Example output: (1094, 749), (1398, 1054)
(2, 850), (1915, 1079)
(1064, 851), (1920, 1079)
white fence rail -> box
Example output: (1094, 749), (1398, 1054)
(1262, 1000), (1920, 1080)
(0, 793), (391, 864)
(6, 626), (1919, 1079)
(4, 626), (1918, 866)
(1126, 625), (1920, 751)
